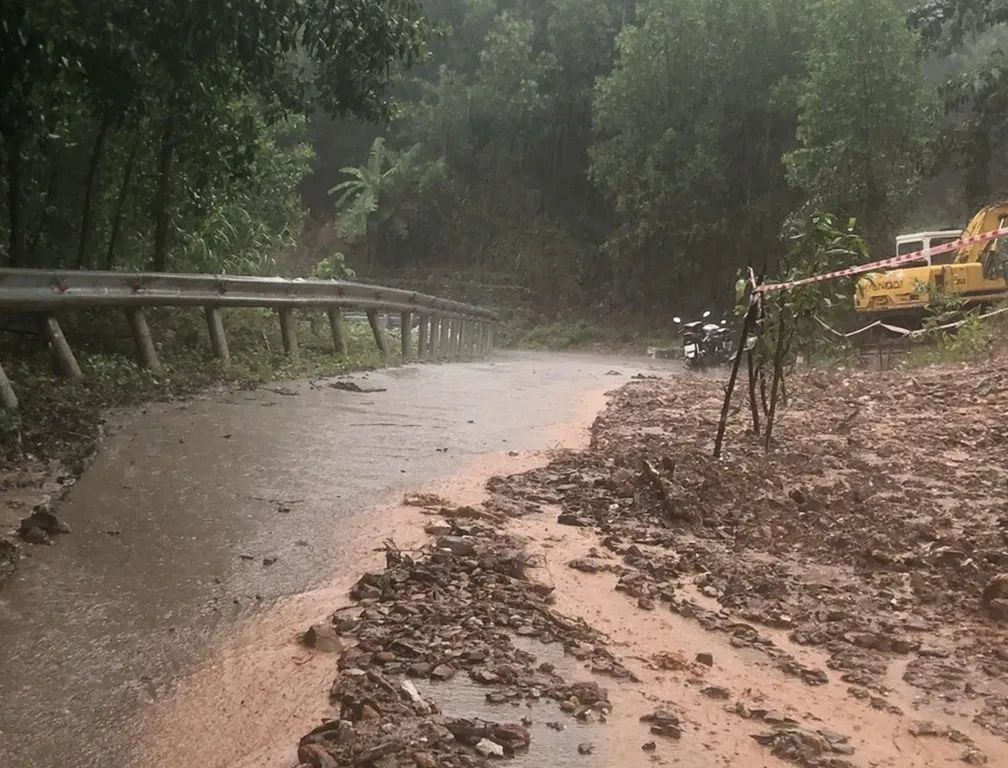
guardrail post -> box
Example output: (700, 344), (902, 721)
(400, 311), (412, 360)
(40, 315), (83, 378)
(204, 306), (229, 363)
(126, 308), (162, 372)
(439, 318), (450, 359)
(455, 319), (464, 355)
(0, 362), (17, 409)
(366, 309), (388, 358)
(462, 320), (471, 357)
(278, 308), (298, 359)
(428, 315), (439, 359)
(488, 324), (495, 353)
(326, 307), (346, 356)
(477, 322), (487, 356)
(417, 314), (428, 359)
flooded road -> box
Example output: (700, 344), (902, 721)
(0, 351), (673, 768)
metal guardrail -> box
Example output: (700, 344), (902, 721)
(0, 268), (500, 409)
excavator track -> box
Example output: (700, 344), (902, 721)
(855, 335), (912, 369)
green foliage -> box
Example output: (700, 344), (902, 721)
(313, 252), (356, 280)
(329, 137), (422, 255)
(0, 0), (427, 273)
(784, 0), (932, 250)
(518, 319), (609, 350)
(588, 0), (811, 308)
(745, 213), (869, 370)
(5, 0), (1008, 364)
(901, 295), (991, 365)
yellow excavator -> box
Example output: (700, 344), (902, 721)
(854, 202), (1008, 327)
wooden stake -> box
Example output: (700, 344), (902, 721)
(713, 301), (755, 459)
(746, 349), (761, 437)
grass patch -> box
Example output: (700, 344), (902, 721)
(0, 307), (399, 465)
(898, 307), (1005, 369)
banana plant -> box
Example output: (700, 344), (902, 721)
(327, 136), (421, 272)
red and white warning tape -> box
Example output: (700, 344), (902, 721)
(755, 225), (1008, 294)
(816, 303), (1008, 342)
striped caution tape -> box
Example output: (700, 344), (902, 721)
(814, 304), (1008, 342)
(755, 225), (1008, 293)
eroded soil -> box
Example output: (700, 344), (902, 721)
(302, 359), (1008, 767)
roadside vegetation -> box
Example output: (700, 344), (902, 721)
(3, 0), (1008, 463)
(900, 301), (1008, 367)
(0, 311), (397, 463)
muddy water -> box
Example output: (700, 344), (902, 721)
(0, 351), (672, 768)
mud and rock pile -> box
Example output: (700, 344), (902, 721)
(0, 535), (18, 590)
(490, 358), (1008, 744)
(295, 520), (626, 767)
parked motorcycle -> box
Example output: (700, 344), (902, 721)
(673, 311), (732, 370)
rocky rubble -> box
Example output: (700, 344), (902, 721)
(0, 535), (18, 590)
(295, 519), (628, 767)
(17, 502), (71, 545)
(488, 359), (1008, 748)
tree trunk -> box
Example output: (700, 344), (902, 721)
(106, 136), (140, 270)
(76, 113), (113, 270)
(964, 129), (991, 213)
(29, 154), (61, 259)
(151, 123), (174, 272)
(5, 133), (26, 267)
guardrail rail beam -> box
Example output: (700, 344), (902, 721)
(0, 268), (499, 408)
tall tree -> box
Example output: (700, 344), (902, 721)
(785, 0), (931, 248)
(589, 0), (810, 309)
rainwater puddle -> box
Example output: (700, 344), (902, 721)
(412, 636), (633, 768)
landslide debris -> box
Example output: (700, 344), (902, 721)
(488, 359), (1008, 744)
(295, 521), (631, 767)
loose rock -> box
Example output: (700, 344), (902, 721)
(303, 623), (343, 653)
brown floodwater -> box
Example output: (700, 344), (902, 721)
(0, 351), (674, 768)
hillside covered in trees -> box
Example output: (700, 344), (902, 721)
(2, 0), (1008, 318)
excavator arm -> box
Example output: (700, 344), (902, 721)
(954, 202), (1008, 264)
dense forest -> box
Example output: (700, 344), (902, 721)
(2, 0), (1007, 317)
